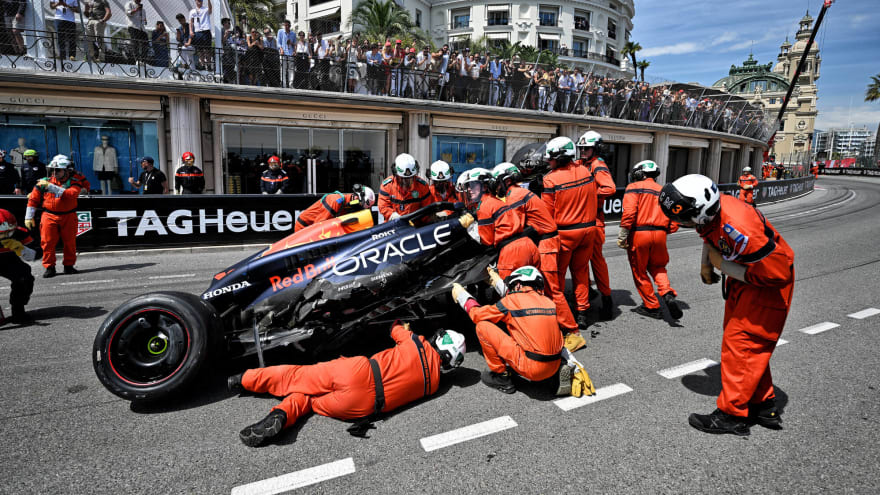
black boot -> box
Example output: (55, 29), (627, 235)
(227, 373), (245, 394)
(63, 265), (79, 275)
(599, 295), (613, 321)
(749, 399), (782, 429)
(43, 266), (57, 279)
(576, 311), (590, 329)
(481, 370), (516, 394)
(240, 409), (287, 447)
(688, 409), (750, 436)
(9, 305), (33, 325)
(663, 292), (683, 320)
(632, 304), (663, 320)
(588, 287), (598, 300)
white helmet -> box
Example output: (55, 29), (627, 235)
(455, 167), (492, 193)
(504, 265), (545, 292)
(352, 183), (376, 209)
(393, 153), (419, 178)
(631, 160), (660, 181)
(543, 136), (576, 162)
(434, 329), (466, 369)
(429, 160), (453, 183)
(48, 154), (71, 170)
(659, 174), (721, 226)
(491, 162), (520, 195)
(576, 130), (602, 148)
(743, 166), (752, 173)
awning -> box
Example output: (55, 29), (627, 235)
(486, 33), (510, 40)
(669, 136), (710, 148)
(538, 33), (561, 41)
(432, 116), (557, 137)
(587, 129), (653, 144)
(210, 101), (401, 129)
(487, 5), (510, 12)
(309, 5), (341, 19)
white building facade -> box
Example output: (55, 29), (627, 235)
(286, 0), (634, 78)
(814, 127), (876, 160)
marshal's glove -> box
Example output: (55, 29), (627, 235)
(36, 179), (50, 191)
(487, 266), (506, 297)
(24, 219), (36, 230)
(389, 212), (401, 221)
(571, 362), (596, 398)
(1, 238), (24, 257)
(616, 227), (630, 249)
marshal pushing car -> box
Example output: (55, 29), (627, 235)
(92, 203), (495, 401)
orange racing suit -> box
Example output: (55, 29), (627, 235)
(697, 195), (794, 418)
(467, 287), (563, 381)
(241, 322), (441, 428)
(620, 177), (679, 309)
(295, 192), (359, 231)
(27, 177), (81, 268)
(738, 173), (759, 205)
(378, 175), (432, 220)
(475, 192), (540, 279)
(584, 157), (616, 297)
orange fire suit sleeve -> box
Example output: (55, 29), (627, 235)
(469, 289), (563, 356)
(589, 158), (617, 198)
(28, 178), (81, 211)
(620, 183), (639, 230)
(476, 194), (500, 246)
(621, 179), (672, 232)
(295, 193), (345, 231)
(377, 177), (396, 220)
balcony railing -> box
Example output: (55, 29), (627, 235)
(0, 29), (775, 142)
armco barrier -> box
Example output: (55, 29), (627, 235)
(0, 175), (813, 251)
(819, 167), (880, 177)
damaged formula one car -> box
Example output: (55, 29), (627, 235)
(93, 203), (494, 401)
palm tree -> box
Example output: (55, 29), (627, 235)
(466, 35), (491, 55)
(347, 0), (429, 46)
(636, 60), (650, 82)
(492, 40), (522, 60)
(622, 41), (642, 78)
(866, 74), (880, 102)
(229, 0), (277, 32)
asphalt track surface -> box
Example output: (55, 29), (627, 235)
(1, 176), (879, 494)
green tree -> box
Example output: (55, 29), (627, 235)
(347, 0), (430, 46)
(465, 35), (491, 55)
(866, 74), (880, 102)
(636, 60), (650, 82)
(622, 41), (642, 78)
(229, 0), (278, 32)
(491, 40), (522, 60)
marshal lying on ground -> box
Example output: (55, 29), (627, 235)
(92, 203), (493, 401)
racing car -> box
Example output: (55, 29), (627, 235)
(93, 203), (494, 401)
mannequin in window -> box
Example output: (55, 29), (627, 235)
(92, 135), (118, 195)
(9, 137), (28, 167)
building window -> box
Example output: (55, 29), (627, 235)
(609, 2), (617, 10)
(779, 120), (785, 131)
(451, 8), (470, 29)
(607, 18), (617, 39)
(487, 6), (509, 26)
(432, 135), (505, 179)
(574, 11), (590, 31)
(605, 45), (617, 64)
(539, 37), (558, 53)
(310, 13), (341, 35)
(538, 6), (558, 27)
(572, 38), (589, 58)
(625, 29), (631, 41)
(415, 9), (422, 28)
(769, 98), (776, 104)
(449, 37), (468, 51)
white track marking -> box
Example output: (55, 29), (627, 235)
(772, 190), (856, 220)
(798, 322), (840, 335)
(554, 383), (634, 412)
(420, 416), (517, 452)
(230, 458), (356, 495)
(657, 358), (718, 379)
(148, 274), (196, 280)
(59, 279), (115, 286)
(847, 308), (880, 320)
(776, 338), (789, 347)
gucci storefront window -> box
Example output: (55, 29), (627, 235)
(0, 116), (159, 195)
(431, 135), (505, 181)
(222, 124), (386, 194)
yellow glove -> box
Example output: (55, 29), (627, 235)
(487, 266), (507, 297)
(24, 218), (36, 230)
(571, 362), (596, 397)
(617, 227), (629, 249)
(451, 282), (475, 310)
(36, 179), (50, 190)
(1, 238), (24, 257)
(701, 264), (721, 285)
(706, 244), (723, 269)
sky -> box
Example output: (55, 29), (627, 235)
(630, 0), (880, 131)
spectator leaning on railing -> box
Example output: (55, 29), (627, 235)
(151, 21), (169, 67)
(83, 0), (111, 62)
(50, 0), (79, 61)
(124, 0), (148, 65)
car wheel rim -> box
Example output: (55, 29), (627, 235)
(106, 308), (191, 386)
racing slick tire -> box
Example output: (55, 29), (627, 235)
(93, 291), (218, 402)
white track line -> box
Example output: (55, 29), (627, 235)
(420, 416), (517, 452)
(847, 308), (880, 320)
(773, 190), (856, 220)
(776, 338), (789, 347)
(59, 279), (115, 286)
(148, 274), (196, 280)
(798, 322), (840, 335)
(657, 358), (718, 379)
(230, 458), (356, 495)
(554, 383), (633, 412)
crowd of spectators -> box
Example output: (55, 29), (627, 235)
(0, 7), (771, 140)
